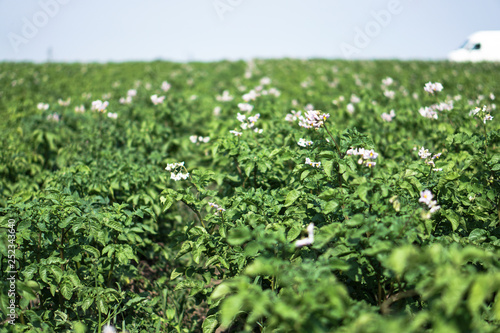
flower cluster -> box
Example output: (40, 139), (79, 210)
(58, 98), (71, 106)
(298, 110), (330, 129)
(382, 77), (394, 87)
(285, 110), (302, 122)
(91, 100), (109, 112)
(418, 146), (431, 159)
(297, 138), (313, 147)
(161, 81), (171, 92)
(419, 189), (441, 219)
(208, 202), (226, 215)
(119, 96), (132, 104)
(242, 90), (258, 102)
(381, 109), (396, 122)
(419, 106), (438, 119)
(431, 101), (454, 111)
(229, 130), (242, 136)
(424, 81), (443, 94)
(418, 146), (442, 169)
(237, 103), (254, 112)
(346, 103), (355, 114)
(74, 105), (85, 113)
(384, 90), (395, 99)
(260, 77), (271, 85)
(216, 90), (233, 102)
(119, 89), (137, 104)
(419, 101), (453, 120)
(190, 135), (210, 144)
(242, 85), (280, 102)
(102, 324), (116, 333)
(470, 105), (494, 124)
(46, 113), (60, 122)
(346, 147), (379, 167)
(295, 223), (314, 248)
(37, 102), (49, 111)
(165, 162), (190, 181)
(151, 94), (165, 105)
(235, 113), (263, 133)
(305, 157), (321, 168)
(107, 112), (118, 119)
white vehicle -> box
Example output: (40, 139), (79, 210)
(448, 31), (500, 62)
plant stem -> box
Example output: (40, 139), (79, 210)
(107, 253), (116, 287)
(323, 123), (343, 188)
(380, 289), (418, 314)
(482, 121), (489, 151)
(426, 164), (433, 185)
(323, 123), (341, 155)
(182, 200), (206, 229)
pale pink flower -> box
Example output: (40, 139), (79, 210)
(346, 103), (355, 114)
(150, 95), (165, 105)
(382, 77), (393, 86)
(381, 109), (395, 122)
(161, 81), (171, 92)
(37, 103), (49, 111)
(419, 190), (433, 205)
(230, 130), (242, 136)
(46, 113), (60, 122)
(216, 90), (233, 102)
(91, 100), (109, 112)
(297, 138), (313, 147)
(285, 110), (301, 122)
(418, 147), (431, 159)
(242, 90), (258, 102)
(119, 96), (132, 104)
(58, 98), (71, 106)
(238, 103), (254, 112)
(424, 82), (443, 94)
(260, 77), (271, 85)
(384, 90), (395, 99)
(74, 105), (85, 113)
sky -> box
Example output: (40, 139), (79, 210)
(0, 0), (499, 63)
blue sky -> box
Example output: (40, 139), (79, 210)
(0, 0), (499, 62)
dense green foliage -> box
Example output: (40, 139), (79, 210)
(1, 59), (500, 332)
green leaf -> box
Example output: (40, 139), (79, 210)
(82, 245), (100, 258)
(284, 190), (300, 207)
(387, 246), (418, 276)
(323, 159), (334, 177)
(469, 229), (489, 243)
(443, 210), (460, 231)
(287, 224), (302, 241)
(244, 162), (255, 177)
(73, 322), (87, 333)
(227, 226), (251, 246)
(202, 314), (219, 333)
(324, 200), (339, 214)
(98, 298), (108, 314)
(160, 195), (174, 211)
(102, 218), (124, 232)
(220, 295), (243, 328)
(60, 281), (73, 300)
(468, 275), (495, 314)
(170, 269), (183, 280)
(81, 298), (94, 312)
(301, 169), (311, 180)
